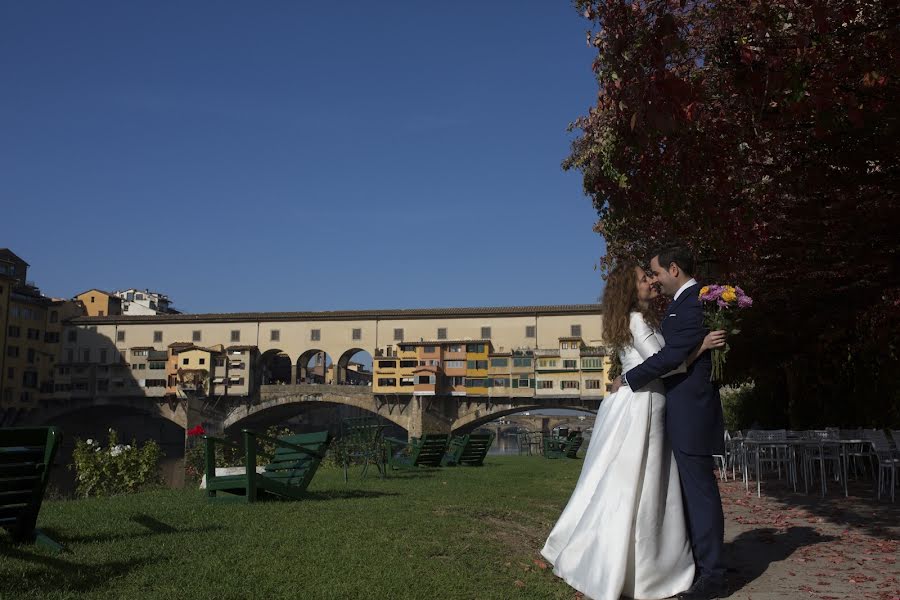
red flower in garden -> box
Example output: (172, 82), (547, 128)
(187, 425), (206, 437)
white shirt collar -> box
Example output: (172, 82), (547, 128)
(673, 278), (698, 302)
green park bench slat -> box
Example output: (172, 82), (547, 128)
(384, 434), (450, 470)
(442, 432), (495, 466)
(543, 431), (584, 460)
(0, 427), (64, 552)
(203, 429), (331, 503)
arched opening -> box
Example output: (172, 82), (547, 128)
(457, 406), (598, 456)
(335, 348), (373, 386)
(259, 349), (292, 385)
(296, 349), (333, 384)
(225, 400), (405, 441)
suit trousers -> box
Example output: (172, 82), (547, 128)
(672, 448), (726, 581)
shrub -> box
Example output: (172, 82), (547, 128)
(70, 429), (163, 498)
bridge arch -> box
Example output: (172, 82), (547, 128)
(452, 404), (597, 434)
(224, 385), (408, 432)
(335, 348), (372, 386)
(258, 349), (293, 385)
(296, 349), (333, 384)
(19, 397), (189, 430)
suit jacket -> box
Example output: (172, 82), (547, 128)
(624, 283), (725, 455)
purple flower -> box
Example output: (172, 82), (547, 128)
(716, 298), (729, 308)
(738, 295), (753, 308)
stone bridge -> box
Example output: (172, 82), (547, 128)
(9, 383), (600, 440)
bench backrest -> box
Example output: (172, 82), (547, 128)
(0, 427), (61, 537)
(565, 435), (584, 458)
(410, 434), (450, 467)
(262, 431), (331, 489)
(456, 432), (495, 466)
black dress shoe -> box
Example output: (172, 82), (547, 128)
(676, 576), (727, 599)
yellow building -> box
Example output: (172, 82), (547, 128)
(1, 249), (84, 407)
(463, 341), (491, 396)
(75, 289), (122, 317)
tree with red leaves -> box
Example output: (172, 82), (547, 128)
(567, 0), (899, 426)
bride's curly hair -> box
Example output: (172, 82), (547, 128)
(602, 260), (661, 352)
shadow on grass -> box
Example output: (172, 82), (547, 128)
(300, 489), (401, 501)
(0, 540), (161, 597)
(382, 468), (440, 480)
(725, 526), (835, 595)
(37, 514), (225, 546)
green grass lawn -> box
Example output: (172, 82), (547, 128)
(0, 456), (583, 600)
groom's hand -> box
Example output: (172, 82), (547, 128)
(610, 376), (623, 393)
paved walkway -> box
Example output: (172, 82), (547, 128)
(718, 477), (899, 599)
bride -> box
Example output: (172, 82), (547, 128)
(541, 261), (725, 600)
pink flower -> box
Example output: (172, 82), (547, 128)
(187, 425), (206, 437)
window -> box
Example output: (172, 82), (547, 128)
(138, 364), (146, 370)
(377, 378), (397, 387)
(437, 328), (447, 340)
(26, 349), (35, 363)
(100, 349), (107, 363)
(311, 329), (320, 341)
(271, 329), (280, 342)
(215, 357), (226, 367)
(399, 360), (417, 368)
(149, 361), (166, 370)
(444, 360), (465, 369)
(512, 377), (532, 389)
(50, 311), (58, 323)
(126, 292), (134, 301)
(116, 330), (125, 342)
(377, 360), (397, 369)
(465, 378), (487, 388)
(466, 343), (485, 353)
(446, 345), (463, 353)
(466, 360), (488, 370)
(563, 359), (577, 369)
(22, 371), (38, 389)
(7, 326), (20, 337)
(81, 349), (90, 362)
(6, 367), (12, 379)
(561, 342), (568, 350)
(231, 330), (240, 342)
(490, 378), (509, 388)
(538, 380), (554, 389)
(481, 326), (491, 339)
(153, 331), (163, 343)
(8, 346), (19, 358)
(417, 375), (432, 385)
(66, 349), (73, 362)
(98, 311), (104, 317)
(561, 380), (580, 390)
(352, 328), (361, 341)
(539, 359), (558, 368)
(90, 296), (95, 303)
(199, 358), (206, 365)
(571, 324), (582, 337)
(513, 357), (533, 367)
(393, 328), (404, 341)
(449, 376), (465, 387)
(182, 358), (189, 365)
(423, 346), (436, 353)
(586, 380), (603, 389)
(490, 358), (509, 368)
(525, 325), (536, 338)
(135, 293), (144, 300)
(69, 330), (79, 342)
(193, 330), (202, 342)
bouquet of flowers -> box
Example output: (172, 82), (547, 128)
(698, 284), (753, 381)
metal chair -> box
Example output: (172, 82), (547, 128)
(796, 429), (843, 497)
(744, 429), (797, 497)
(862, 429), (898, 502)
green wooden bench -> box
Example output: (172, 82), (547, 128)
(543, 431), (584, 459)
(0, 426), (64, 551)
(203, 429), (330, 503)
(339, 416), (387, 482)
(383, 434), (449, 470)
(442, 431), (495, 466)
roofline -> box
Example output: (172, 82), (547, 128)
(70, 303), (602, 325)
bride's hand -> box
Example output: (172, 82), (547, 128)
(701, 330), (727, 352)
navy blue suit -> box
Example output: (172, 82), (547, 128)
(624, 282), (726, 582)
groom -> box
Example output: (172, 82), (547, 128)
(621, 244), (727, 600)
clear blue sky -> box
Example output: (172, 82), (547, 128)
(1, 1), (605, 313)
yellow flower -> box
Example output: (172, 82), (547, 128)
(699, 286), (710, 297)
(722, 289), (737, 303)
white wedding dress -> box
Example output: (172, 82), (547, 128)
(541, 312), (695, 600)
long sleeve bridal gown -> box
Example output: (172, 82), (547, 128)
(541, 312), (695, 600)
